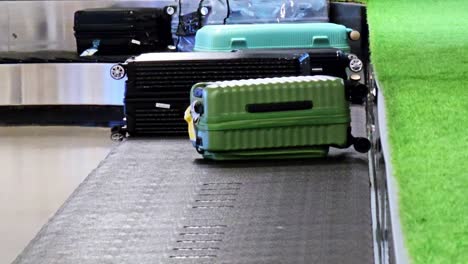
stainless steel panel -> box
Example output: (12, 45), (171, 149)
(0, 65), (21, 104)
(0, 0), (178, 106)
(0, 2), (9, 52)
(0, 63), (125, 105)
(8, 1), (114, 51)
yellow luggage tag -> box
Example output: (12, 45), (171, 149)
(184, 106), (196, 142)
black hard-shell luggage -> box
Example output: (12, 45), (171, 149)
(114, 51), (311, 137)
(74, 8), (174, 55)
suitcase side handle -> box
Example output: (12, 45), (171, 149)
(246, 101), (313, 113)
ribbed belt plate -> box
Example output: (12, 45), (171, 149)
(13, 107), (373, 264)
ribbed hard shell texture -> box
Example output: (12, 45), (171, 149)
(203, 76), (346, 118)
(203, 124), (348, 152)
(193, 76), (350, 153)
(195, 23), (351, 52)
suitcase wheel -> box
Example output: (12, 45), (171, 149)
(349, 58), (364, 73)
(196, 147), (205, 155)
(110, 126), (127, 142)
(110, 64), (126, 80)
(353, 137), (371, 153)
(350, 83), (368, 105)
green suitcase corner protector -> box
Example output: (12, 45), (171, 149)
(184, 76), (351, 160)
(194, 23), (352, 52)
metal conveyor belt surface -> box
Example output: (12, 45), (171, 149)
(13, 107), (373, 264)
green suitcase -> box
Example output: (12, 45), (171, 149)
(194, 23), (353, 52)
(186, 76), (370, 160)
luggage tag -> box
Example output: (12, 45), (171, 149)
(184, 106), (196, 142)
(80, 39), (100, 57)
(185, 100), (203, 143)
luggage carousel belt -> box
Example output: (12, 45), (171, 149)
(14, 107), (373, 264)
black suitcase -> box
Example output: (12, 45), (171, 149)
(115, 51), (311, 137)
(74, 8), (174, 55)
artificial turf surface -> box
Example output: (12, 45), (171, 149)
(363, 0), (468, 263)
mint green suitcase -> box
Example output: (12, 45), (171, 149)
(187, 76), (370, 160)
(194, 23), (352, 52)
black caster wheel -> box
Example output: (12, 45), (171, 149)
(354, 137), (371, 153)
(110, 126), (126, 142)
(348, 55), (364, 73)
(350, 83), (368, 105)
(196, 147), (205, 155)
(110, 64), (126, 80)
(110, 132), (125, 142)
(110, 131), (125, 142)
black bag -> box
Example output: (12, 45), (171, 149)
(74, 8), (174, 56)
(119, 51), (311, 136)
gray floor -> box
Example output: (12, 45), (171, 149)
(12, 107), (374, 264)
(0, 127), (113, 264)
